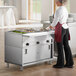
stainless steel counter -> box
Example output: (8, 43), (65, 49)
(5, 29), (54, 70)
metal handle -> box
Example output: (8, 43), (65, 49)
(51, 44), (53, 58)
(25, 49), (27, 54)
(51, 39), (53, 44)
(48, 45), (50, 50)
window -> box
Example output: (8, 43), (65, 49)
(28, 0), (41, 20)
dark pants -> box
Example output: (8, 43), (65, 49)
(56, 27), (74, 66)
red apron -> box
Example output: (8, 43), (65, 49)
(55, 22), (70, 42)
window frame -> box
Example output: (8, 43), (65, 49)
(28, 0), (41, 21)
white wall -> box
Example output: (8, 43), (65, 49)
(8, 0), (14, 6)
(13, 0), (27, 20)
(13, 0), (22, 19)
(70, 0), (76, 13)
(41, 0), (53, 21)
(22, 0), (26, 19)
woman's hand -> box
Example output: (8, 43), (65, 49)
(46, 26), (50, 30)
(46, 26), (55, 30)
(50, 26), (55, 30)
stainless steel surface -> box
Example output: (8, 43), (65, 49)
(5, 29), (54, 70)
(5, 32), (22, 48)
(69, 23), (76, 55)
(23, 44), (51, 64)
(5, 45), (22, 65)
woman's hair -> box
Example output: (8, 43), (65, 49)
(58, 0), (67, 4)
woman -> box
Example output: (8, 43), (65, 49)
(46, 0), (74, 68)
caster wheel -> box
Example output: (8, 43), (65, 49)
(48, 61), (52, 65)
(20, 66), (23, 71)
(7, 63), (9, 68)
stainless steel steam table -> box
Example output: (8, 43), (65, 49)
(5, 29), (54, 70)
